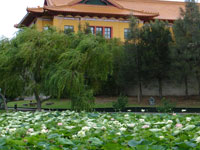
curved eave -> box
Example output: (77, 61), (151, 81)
(44, 6), (158, 19)
(16, 11), (43, 28)
(27, 7), (44, 13)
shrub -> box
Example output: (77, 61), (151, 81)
(113, 94), (128, 111)
(157, 97), (176, 113)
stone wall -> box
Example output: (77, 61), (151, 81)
(126, 78), (199, 96)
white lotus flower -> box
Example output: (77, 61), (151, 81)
(65, 126), (75, 130)
(149, 128), (162, 132)
(9, 128), (16, 133)
(119, 127), (126, 131)
(142, 125), (150, 129)
(77, 130), (86, 137)
(159, 136), (164, 139)
(166, 120), (173, 124)
(196, 137), (200, 143)
(124, 114), (129, 117)
(183, 125), (195, 131)
(139, 119), (145, 122)
(186, 117), (191, 122)
(101, 126), (106, 130)
(28, 128), (34, 132)
(72, 135), (77, 139)
(162, 127), (166, 131)
(141, 109), (145, 112)
(127, 123), (135, 128)
(116, 132), (121, 136)
(154, 122), (166, 125)
(165, 124), (171, 129)
(82, 126), (90, 131)
(173, 130), (180, 135)
(41, 129), (48, 133)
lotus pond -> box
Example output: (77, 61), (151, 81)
(0, 111), (200, 150)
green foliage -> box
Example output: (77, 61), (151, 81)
(1, 111), (200, 149)
(140, 20), (172, 97)
(119, 16), (144, 101)
(0, 38), (24, 100)
(46, 32), (121, 100)
(112, 94), (128, 111)
(173, 0), (200, 95)
(83, 22), (91, 34)
(157, 97), (176, 113)
(71, 89), (95, 112)
(0, 27), (121, 111)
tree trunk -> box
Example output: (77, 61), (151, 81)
(184, 76), (188, 97)
(158, 77), (162, 98)
(197, 76), (200, 97)
(0, 93), (8, 112)
(34, 90), (42, 112)
(137, 80), (142, 103)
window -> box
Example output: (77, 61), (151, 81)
(64, 25), (74, 30)
(89, 26), (112, 38)
(96, 27), (103, 35)
(104, 27), (111, 39)
(89, 27), (95, 34)
(64, 25), (74, 34)
(124, 28), (130, 39)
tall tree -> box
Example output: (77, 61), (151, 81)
(120, 16), (144, 102)
(173, 17), (193, 97)
(0, 38), (9, 112)
(173, 0), (200, 96)
(0, 27), (70, 111)
(141, 20), (172, 97)
(46, 32), (121, 111)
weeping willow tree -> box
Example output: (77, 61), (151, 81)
(0, 27), (70, 111)
(0, 38), (10, 111)
(0, 27), (121, 111)
(45, 32), (122, 111)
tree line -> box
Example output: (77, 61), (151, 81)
(117, 0), (200, 102)
(0, 0), (199, 111)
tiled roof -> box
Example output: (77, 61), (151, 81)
(19, 0), (200, 28)
(27, 7), (44, 13)
(44, 4), (158, 17)
(115, 0), (186, 20)
(46, 0), (76, 6)
(38, 0), (193, 20)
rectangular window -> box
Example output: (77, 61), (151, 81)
(64, 25), (74, 31)
(96, 27), (103, 35)
(104, 27), (111, 39)
(124, 28), (130, 39)
(89, 26), (112, 38)
(89, 27), (95, 34)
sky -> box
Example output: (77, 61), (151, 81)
(0, 0), (186, 39)
(0, 0), (44, 39)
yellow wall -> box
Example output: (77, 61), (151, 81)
(36, 17), (53, 31)
(35, 15), (143, 41)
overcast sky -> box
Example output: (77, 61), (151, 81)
(0, 0), (187, 39)
(0, 0), (44, 39)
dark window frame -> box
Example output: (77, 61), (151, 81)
(89, 26), (112, 38)
(124, 28), (130, 39)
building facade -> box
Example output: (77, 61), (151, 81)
(17, 0), (187, 41)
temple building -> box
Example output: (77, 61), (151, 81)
(17, 0), (188, 41)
